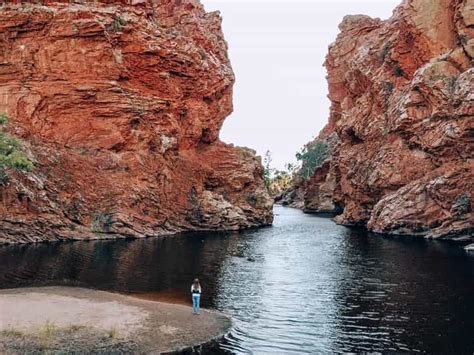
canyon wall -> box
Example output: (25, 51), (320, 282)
(0, 0), (273, 244)
(297, 0), (473, 239)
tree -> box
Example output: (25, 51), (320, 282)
(262, 150), (274, 190)
(296, 139), (329, 179)
(269, 169), (292, 195)
(0, 113), (33, 185)
(262, 156), (299, 196)
(284, 162), (297, 176)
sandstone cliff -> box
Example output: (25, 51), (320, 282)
(295, 0), (473, 240)
(0, 0), (273, 244)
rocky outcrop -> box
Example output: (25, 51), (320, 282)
(0, 0), (273, 244)
(299, 0), (473, 239)
(274, 177), (305, 209)
(275, 127), (340, 214)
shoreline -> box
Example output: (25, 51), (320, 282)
(275, 204), (474, 249)
(0, 286), (232, 354)
(0, 223), (273, 247)
(2, 205), (469, 249)
(1, 214), (471, 253)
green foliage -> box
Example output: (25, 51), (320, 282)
(378, 42), (391, 63)
(448, 75), (458, 94)
(0, 169), (9, 185)
(269, 166), (294, 195)
(0, 113), (8, 125)
(92, 211), (114, 233)
(453, 194), (471, 215)
(296, 140), (329, 179)
(382, 80), (394, 94)
(109, 16), (126, 32)
(0, 113), (33, 185)
(262, 152), (298, 195)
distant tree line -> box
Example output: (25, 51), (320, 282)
(262, 139), (329, 195)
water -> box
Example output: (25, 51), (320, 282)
(1, 206), (473, 353)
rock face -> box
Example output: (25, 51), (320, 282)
(0, 0), (273, 244)
(300, 0), (473, 239)
(275, 131), (339, 214)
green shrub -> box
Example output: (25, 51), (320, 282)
(261, 152), (298, 195)
(92, 211), (114, 232)
(382, 80), (394, 94)
(296, 140), (329, 179)
(453, 194), (471, 215)
(448, 75), (458, 94)
(378, 42), (391, 63)
(0, 169), (9, 186)
(268, 169), (294, 195)
(391, 61), (405, 77)
(0, 113), (33, 185)
(109, 16), (126, 32)
(0, 113), (8, 125)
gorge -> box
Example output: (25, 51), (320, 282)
(1, 1), (473, 353)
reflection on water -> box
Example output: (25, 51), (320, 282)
(0, 206), (473, 353)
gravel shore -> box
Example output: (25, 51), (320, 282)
(0, 287), (231, 353)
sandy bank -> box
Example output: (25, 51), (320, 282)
(0, 287), (231, 353)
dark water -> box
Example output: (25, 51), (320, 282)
(1, 206), (473, 353)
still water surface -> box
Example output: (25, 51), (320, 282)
(1, 206), (473, 353)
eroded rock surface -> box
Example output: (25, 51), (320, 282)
(295, 0), (473, 239)
(0, 0), (273, 244)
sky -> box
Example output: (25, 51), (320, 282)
(202, 0), (400, 170)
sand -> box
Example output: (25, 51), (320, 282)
(0, 287), (231, 353)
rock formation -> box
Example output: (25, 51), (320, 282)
(0, 0), (273, 244)
(293, 0), (473, 240)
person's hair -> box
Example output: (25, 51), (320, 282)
(193, 278), (200, 287)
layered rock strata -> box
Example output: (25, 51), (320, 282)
(0, 0), (273, 244)
(295, 0), (473, 239)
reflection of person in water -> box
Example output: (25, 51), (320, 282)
(191, 278), (202, 315)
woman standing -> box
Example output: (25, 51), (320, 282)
(191, 278), (202, 315)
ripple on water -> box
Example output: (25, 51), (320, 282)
(0, 206), (473, 353)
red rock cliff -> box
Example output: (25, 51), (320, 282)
(304, 0), (473, 239)
(0, 0), (273, 244)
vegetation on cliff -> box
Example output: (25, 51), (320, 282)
(263, 138), (330, 196)
(295, 140), (329, 179)
(263, 151), (297, 196)
(0, 113), (33, 185)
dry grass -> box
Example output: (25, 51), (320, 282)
(0, 321), (138, 353)
(66, 324), (88, 332)
(37, 320), (58, 349)
(107, 326), (120, 339)
(2, 326), (24, 337)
